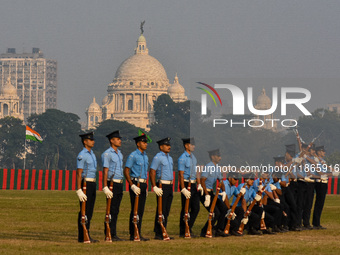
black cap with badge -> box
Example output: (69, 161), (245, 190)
(285, 144), (296, 157)
(106, 130), (122, 140)
(133, 134), (148, 143)
(157, 137), (171, 146)
(273, 156), (285, 164)
(182, 137), (195, 145)
(315, 145), (325, 152)
(208, 148), (220, 157)
(79, 132), (94, 141)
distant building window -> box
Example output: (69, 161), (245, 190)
(90, 116), (93, 122)
(95, 116), (98, 123)
(130, 82), (133, 85)
(333, 107), (338, 112)
(128, 100), (133, 110)
(151, 82), (154, 85)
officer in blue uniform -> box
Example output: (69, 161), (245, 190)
(235, 173), (263, 235)
(178, 137), (203, 238)
(312, 145), (328, 229)
(124, 134), (150, 241)
(76, 132), (99, 243)
(150, 137), (174, 240)
(101, 130), (124, 241)
(283, 144), (301, 231)
(200, 149), (229, 237)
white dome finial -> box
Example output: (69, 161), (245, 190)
(174, 73), (179, 83)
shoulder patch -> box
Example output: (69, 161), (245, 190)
(78, 156), (83, 161)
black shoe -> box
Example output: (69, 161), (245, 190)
(248, 228), (263, 235)
(112, 236), (123, 241)
(190, 233), (198, 238)
(140, 236), (150, 241)
(303, 225), (313, 230)
(279, 226), (289, 232)
(262, 229), (276, 235)
(231, 230), (242, 237)
(169, 236), (175, 240)
(89, 238), (99, 243)
(313, 225), (327, 230)
(215, 229), (230, 237)
(289, 227), (301, 231)
(272, 226), (283, 233)
(154, 236), (163, 240)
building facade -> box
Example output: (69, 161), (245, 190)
(86, 31), (187, 130)
(0, 48), (57, 120)
(0, 77), (24, 120)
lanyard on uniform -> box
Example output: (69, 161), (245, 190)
(85, 150), (96, 178)
(111, 149), (121, 179)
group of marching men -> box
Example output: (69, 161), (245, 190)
(75, 131), (335, 243)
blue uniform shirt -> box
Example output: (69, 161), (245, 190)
(223, 179), (239, 203)
(101, 147), (124, 180)
(77, 148), (97, 179)
(232, 183), (256, 206)
(201, 162), (223, 190)
(178, 151), (197, 181)
(150, 151), (174, 181)
(125, 149), (149, 179)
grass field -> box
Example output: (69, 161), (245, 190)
(0, 191), (339, 255)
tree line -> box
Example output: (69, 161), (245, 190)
(0, 95), (339, 170)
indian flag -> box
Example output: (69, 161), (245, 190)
(26, 126), (43, 143)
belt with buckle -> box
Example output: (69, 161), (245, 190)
(159, 180), (173, 185)
(184, 179), (196, 183)
(207, 188), (212, 192)
(132, 177), (147, 183)
(84, 178), (96, 182)
(107, 178), (123, 183)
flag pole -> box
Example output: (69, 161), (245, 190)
(23, 137), (27, 170)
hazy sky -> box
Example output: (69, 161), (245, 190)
(1, 0), (340, 122)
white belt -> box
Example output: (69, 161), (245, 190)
(298, 179), (306, 182)
(132, 177), (147, 183)
(184, 179), (196, 183)
(304, 177), (315, 183)
(107, 178), (123, 183)
(316, 179), (328, 184)
(84, 178), (96, 182)
(207, 188), (212, 192)
(159, 180), (173, 185)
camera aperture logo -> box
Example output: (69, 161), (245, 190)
(196, 82), (312, 128)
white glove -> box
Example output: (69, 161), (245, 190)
(181, 188), (191, 199)
(303, 154), (308, 159)
(219, 191), (227, 201)
(76, 189), (87, 202)
(153, 186), (163, 196)
(241, 217), (249, 225)
(239, 187), (246, 195)
(286, 182), (290, 187)
(197, 184), (204, 196)
(270, 184), (277, 191)
(293, 157), (303, 164)
(131, 184), (141, 195)
(261, 211), (265, 219)
(314, 157), (320, 163)
(204, 195), (211, 207)
(255, 194), (262, 202)
(103, 186), (113, 199)
(321, 174), (328, 180)
(274, 198), (280, 204)
(258, 184), (264, 192)
(226, 209), (237, 220)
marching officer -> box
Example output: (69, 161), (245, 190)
(102, 130), (124, 241)
(312, 145), (328, 229)
(150, 137), (174, 240)
(76, 132), (99, 243)
(178, 137), (203, 238)
(200, 149), (229, 237)
(124, 134), (150, 241)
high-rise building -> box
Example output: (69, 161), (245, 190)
(0, 48), (57, 120)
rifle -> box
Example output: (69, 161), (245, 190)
(157, 182), (170, 241)
(133, 182), (141, 241)
(285, 130), (324, 178)
(81, 180), (91, 243)
(224, 191), (243, 235)
(237, 184), (266, 235)
(104, 180), (113, 242)
(206, 181), (222, 238)
(184, 182), (191, 239)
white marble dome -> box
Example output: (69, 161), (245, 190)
(88, 97), (101, 111)
(256, 88), (271, 109)
(1, 77), (17, 96)
(168, 74), (185, 94)
(114, 54), (168, 82)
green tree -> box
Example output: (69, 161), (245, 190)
(26, 109), (82, 170)
(0, 117), (25, 169)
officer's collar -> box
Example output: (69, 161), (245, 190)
(184, 151), (191, 157)
(160, 151), (169, 156)
(110, 147), (120, 153)
(136, 148), (146, 155)
(82, 147), (92, 153)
